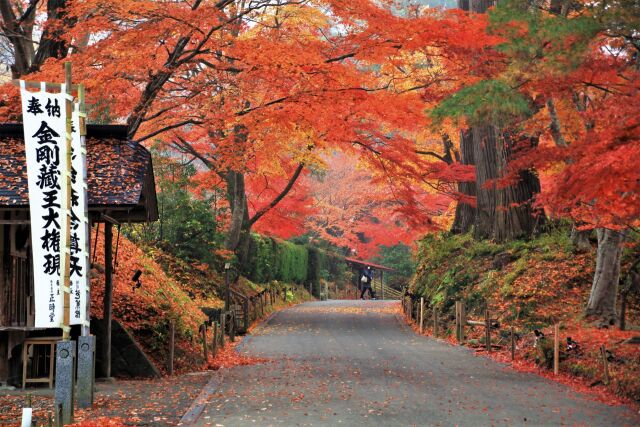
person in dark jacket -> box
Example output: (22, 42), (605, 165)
(360, 266), (374, 299)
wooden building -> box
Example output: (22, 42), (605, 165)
(0, 123), (157, 387)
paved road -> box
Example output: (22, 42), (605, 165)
(194, 300), (639, 426)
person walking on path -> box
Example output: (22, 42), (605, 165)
(360, 266), (374, 299)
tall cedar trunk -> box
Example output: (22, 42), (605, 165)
(472, 125), (499, 239)
(494, 133), (543, 241)
(461, 0), (543, 242)
(467, 1), (497, 240)
(451, 129), (476, 234)
(586, 229), (625, 325)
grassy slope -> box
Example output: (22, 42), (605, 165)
(411, 227), (640, 402)
(91, 228), (216, 374)
(90, 228), (313, 375)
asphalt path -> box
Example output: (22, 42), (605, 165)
(194, 300), (639, 426)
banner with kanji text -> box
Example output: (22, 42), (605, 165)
(70, 105), (89, 326)
(20, 82), (68, 328)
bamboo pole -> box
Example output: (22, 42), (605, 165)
(61, 62), (74, 339)
(553, 323), (560, 375)
(12, 79), (80, 91)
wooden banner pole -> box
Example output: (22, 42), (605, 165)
(61, 62), (73, 339)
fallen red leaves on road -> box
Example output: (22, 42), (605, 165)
(208, 341), (269, 370)
(70, 417), (126, 426)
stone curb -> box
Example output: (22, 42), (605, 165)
(178, 302), (298, 425)
(177, 370), (224, 426)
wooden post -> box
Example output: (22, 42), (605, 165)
(102, 223), (113, 378)
(229, 313), (235, 343)
(243, 298), (249, 332)
(600, 345), (610, 385)
(433, 307), (438, 337)
(212, 321), (218, 358)
(460, 302), (465, 341)
(200, 323), (209, 363)
(454, 302), (460, 341)
(168, 321), (175, 376)
(484, 308), (491, 353)
(381, 271), (384, 300)
(510, 327), (515, 361)
(553, 323), (560, 375)
(620, 293), (627, 331)
(220, 315), (226, 347)
(419, 297), (424, 334)
(260, 294), (264, 317)
(56, 403), (63, 427)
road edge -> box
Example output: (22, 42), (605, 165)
(177, 370), (224, 426)
(178, 301), (303, 425)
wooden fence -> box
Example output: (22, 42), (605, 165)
(167, 285), (289, 373)
(401, 294), (578, 377)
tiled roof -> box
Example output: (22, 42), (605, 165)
(0, 124), (154, 211)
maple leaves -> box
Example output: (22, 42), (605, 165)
(1, 0), (500, 254)
(2, 0), (637, 256)
(475, 0), (640, 230)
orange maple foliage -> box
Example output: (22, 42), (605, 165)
(0, 0), (497, 252)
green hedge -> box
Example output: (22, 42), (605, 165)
(246, 234), (346, 285)
(275, 240), (308, 283)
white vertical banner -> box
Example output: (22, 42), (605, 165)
(20, 82), (68, 328)
(70, 104), (89, 325)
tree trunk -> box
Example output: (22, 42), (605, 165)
(451, 129), (476, 234)
(470, 0), (494, 13)
(459, 0), (542, 242)
(223, 170), (254, 270)
(494, 133), (543, 241)
(224, 170), (248, 252)
(571, 227), (592, 252)
(586, 229), (625, 325)
(0, 0), (72, 78)
(472, 125), (499, 240)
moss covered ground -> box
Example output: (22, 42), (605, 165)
(410, 227), (640, 403)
